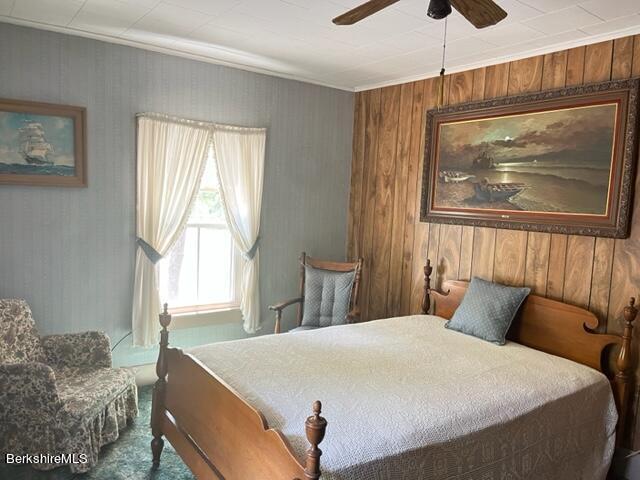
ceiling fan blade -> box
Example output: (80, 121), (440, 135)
(332, 0), (401, 25)
(450, 0), (507, 28)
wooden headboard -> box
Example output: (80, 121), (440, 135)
(420, 259), (638, 447)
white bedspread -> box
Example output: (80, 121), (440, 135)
(187, 315), (617, 480)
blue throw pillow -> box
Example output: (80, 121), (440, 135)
(445, 277), (530, 345)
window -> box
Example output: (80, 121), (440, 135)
(158, 148), (241, 314)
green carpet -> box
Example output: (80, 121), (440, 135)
(1, 386), (194, 480)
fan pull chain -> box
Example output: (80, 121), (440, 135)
(438, 17), (448, 110)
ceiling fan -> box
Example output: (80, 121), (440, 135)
(332, 0), (507, 29)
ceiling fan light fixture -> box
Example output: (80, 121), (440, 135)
(427, 0), (452, 20)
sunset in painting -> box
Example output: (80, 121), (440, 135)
(433, 103), (618, 215)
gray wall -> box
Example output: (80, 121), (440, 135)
(0, 23), (354, 359)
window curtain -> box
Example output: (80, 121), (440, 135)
(132, 117), (211, 347)
(213, 125), (266, 334)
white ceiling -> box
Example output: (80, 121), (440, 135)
(1, 0), (640, 91)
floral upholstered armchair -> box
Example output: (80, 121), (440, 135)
(0, 299), (138, 473)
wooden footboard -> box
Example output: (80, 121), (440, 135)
(150, 305), (327, 480)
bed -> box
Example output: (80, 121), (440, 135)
(150, 259), (637, 480)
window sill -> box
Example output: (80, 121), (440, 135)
(169, 306), (242, 329)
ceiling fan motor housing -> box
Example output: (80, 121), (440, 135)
(427, 0), (452, 20)
(333, 0), (507, 29)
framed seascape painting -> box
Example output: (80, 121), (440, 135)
(421, 79), (639, 238)
(0, 98), (86, 187)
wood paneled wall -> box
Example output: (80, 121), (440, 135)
(347, 35), (640, 445)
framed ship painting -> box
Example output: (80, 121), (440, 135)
(421, 79), (639, 238)
(0, 98), (86, 187)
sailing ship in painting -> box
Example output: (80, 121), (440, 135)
(20, 121), (54, 165)
(0, 110), (75, 176)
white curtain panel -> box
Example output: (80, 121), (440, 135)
(132, 117), (211, 346)
(213, 125), (266, 334)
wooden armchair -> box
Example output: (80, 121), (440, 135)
(269, 252), (363, 334)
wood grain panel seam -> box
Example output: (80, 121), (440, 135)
(587, 243), (598, 311)
(563, 237), (597, 306)
(580, 44), (587, 82)
(393, 83), (419, 315)
(456, 226), (464, 279)
(535, 56), (545, 92)
(458, 227), (475, 278)
(603, 240), (618, 325)
(523, 234), (530, 286)
(428, 225), (443, 288)
(484, 62), (511, 99)
(567, 46), (586, 87)
(490, 230), (498, 282)
(399, 80), (428, 315)
(543, 235), (552, 286)
(633, 35), (640, 76)
(382, 85), (407, 316)
(348, 93), (365, 259)
(354, 95), (367, 258)
(539, 54), (547, 91)
(551, 238), (569, 299)
(525, 232), (552, 294)
(607, 41), (615, 80)
(359, 89), (383, 321)
(370, 86), (402, 319)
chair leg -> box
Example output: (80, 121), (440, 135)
(151, 435), (164, 469)
(274, 309), (282, 334)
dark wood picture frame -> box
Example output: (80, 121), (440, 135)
(420, 79), (639, 238)
(0, 98), (87, 187)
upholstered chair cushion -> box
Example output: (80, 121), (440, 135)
(0, 299), (45, 364)
(445, 277), (530, 345)
(301, 265), (356, 328)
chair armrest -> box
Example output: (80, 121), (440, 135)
(347, 306), (360, 323)
(0, 362), (62, 423)
(268, 297), (303, 312)
(268, 297), (303, 334)
(41, 331), (112, 369)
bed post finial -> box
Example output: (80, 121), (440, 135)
(422, 259), (433, 314)
(151, 303), (172, 468)
(304, 400), (327, 480)
(614, 297), (637, 446)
